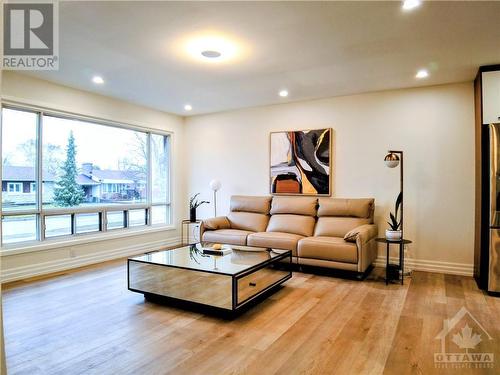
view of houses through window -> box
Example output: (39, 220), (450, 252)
(1, 106), (171, 245)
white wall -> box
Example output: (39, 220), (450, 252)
(0, 72), (186, 281)
(185, 82), (475, 274)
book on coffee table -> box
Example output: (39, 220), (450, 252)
(194, 243), (232, 256)
(202, 247), (232, 256)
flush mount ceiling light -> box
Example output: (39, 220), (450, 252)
(182, 33), (243, 64)
(415, 69), (429, 79)
(402, 0), (421, 11)
(279, 90), (289, 97)
(184, 104), (192, 111)
(92, 76), (104, 84)
(201, 50), (222, 59)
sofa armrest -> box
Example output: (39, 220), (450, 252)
(202, 216), (231, 231)
(200, 216), (230, 241)
(344, 224), (378, 244)
(344, 224), (378, 273)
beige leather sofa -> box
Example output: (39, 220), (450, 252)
(201, 195), (378, 276)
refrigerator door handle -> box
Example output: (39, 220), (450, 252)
(489, 124), (500, 227)
(489, 229), (500, 292)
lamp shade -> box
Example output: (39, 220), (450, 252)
(384, 153), (400, 168)
(209, 179), (221, 191)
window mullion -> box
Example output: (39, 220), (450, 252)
(40, 213), (46, 241)
(147, 133), (152, 226)
(166, 135), (171, 224)
(37, 112), (43, 240)
(0, 106), (3, 247)
(71, 213), (76, 235)
(100, 211), (106, 232)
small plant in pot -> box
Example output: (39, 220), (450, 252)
(386, 192), (402, 241)
(189, 193), (209, 222)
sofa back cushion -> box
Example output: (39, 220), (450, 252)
(270, 196), (317, 216)
(230, 195), (271, 215)
(317, 198), (374, 220)
(227, 195), (271, 232)
(314, 217), (372, 237)
(315, 198), (375, 237)
(228, 212), (269, 232)
(266, 214), (316, 237)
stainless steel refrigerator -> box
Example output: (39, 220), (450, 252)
(477, 123), (500, 293)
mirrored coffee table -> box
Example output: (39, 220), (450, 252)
(128, 243), (292, 314)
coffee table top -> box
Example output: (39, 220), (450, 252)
(129, 242), (291, 276)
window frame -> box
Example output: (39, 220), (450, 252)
(1, 103), (173, 249)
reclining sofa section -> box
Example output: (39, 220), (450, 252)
(201, 195), (378, 275)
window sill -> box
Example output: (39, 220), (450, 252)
(0, 224), (176, 256)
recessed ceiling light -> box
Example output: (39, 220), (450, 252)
(201, 50), (222, 59)
(415, 69), (429, 79)
(184, 104), (192, 111)
(402, 0), (421, 11)
(279, 90), (289, 97)
(92, 76), (104, 84)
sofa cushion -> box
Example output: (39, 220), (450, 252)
(318, 198), (374, 219)
(230, 195), (271, 214)
(314, 217), (371, 237)
(266, 214), (316, 237)
(298, 236), (358, 264)
(270, 196), (318, 216)
(247, 232), (304, 255)
(202, 229), (253, 246)
(228, 212), (269, 233)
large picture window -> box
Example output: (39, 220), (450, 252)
(1, 106), (172, 246)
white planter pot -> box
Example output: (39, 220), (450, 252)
(385, 229), (402, 241)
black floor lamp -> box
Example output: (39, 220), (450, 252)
(384, 150), (404, 240)
(384, 150), (411, 276)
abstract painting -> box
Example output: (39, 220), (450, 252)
(270, 128), (331, 195)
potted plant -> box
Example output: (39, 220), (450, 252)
(189, 193), (209, 222)
(386, 192), (402, 241)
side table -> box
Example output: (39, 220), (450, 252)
(181, 219), (202, 245)
(375, 238), (412, 285)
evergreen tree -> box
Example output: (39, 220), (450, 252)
(53, 132), (85, 207)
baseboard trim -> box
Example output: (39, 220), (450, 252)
(0, 237), (181, 283)
(374, 256), (473, 276)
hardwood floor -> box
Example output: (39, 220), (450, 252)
(2, 260), (499, 375)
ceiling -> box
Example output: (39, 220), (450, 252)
(23, 1), (500, 116)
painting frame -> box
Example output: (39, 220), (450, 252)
(269, 127), (333, 196)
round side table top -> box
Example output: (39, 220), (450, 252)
(375, 238), (412, 244)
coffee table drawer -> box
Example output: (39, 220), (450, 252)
(237, 266), (289, 305)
